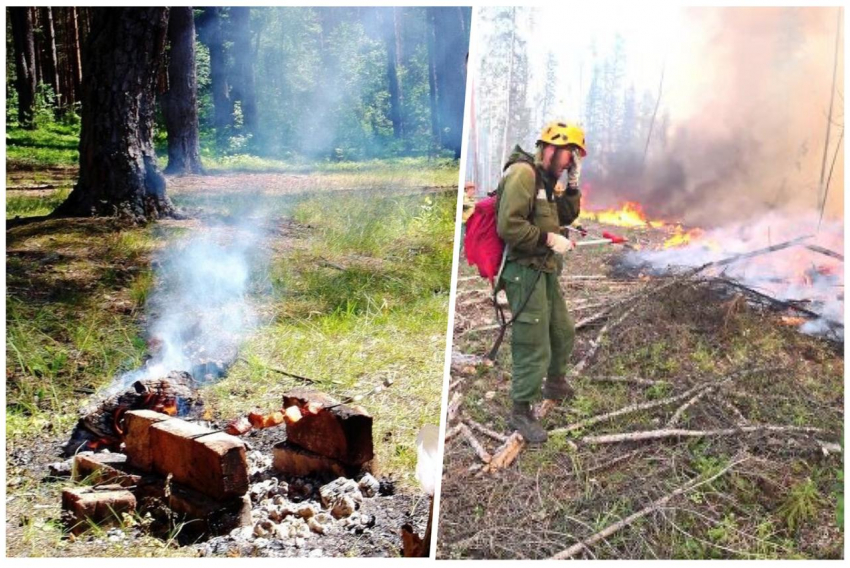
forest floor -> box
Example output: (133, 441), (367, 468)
(437, 222), (843, 560)
(5, 150), (457, 557)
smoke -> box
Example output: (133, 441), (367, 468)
(106, 214), (270, 395)
(620, 211), (844, 339)
(600, 7), (844, 226)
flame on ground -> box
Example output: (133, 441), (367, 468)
(581, 201), (666, 229)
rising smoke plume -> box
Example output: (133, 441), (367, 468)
(597, 7), (844, 227)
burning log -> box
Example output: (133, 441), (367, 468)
(64, 371), (200, 456)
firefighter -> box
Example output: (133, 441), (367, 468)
(495, 121), (586, 443)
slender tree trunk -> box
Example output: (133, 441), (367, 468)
(32, 7), (43, 88)
(431, 7), (468, 158)
(54, 8), (174, 221)
(230, 7), (258, 138)
(196, 7), (232, 140)
(10, 7), (37, 127)
(426, 8), (441, 153)
(43, 7), (61, 110)
(162, 6), (203, 175)
(69, 7), (83, 106)
(385, 8), (404, 140)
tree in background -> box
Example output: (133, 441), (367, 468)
(9, 7), (37, 127)
(229, 7), (258, 140)
(428, 7), (468, 158)
(54, 8), (174, 220)
(162, 6), (203, 174)
(195, 7), (232, 142)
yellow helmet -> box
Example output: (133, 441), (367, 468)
(537, 121), (587, 157)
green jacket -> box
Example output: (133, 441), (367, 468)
(496, 145), (581, 272)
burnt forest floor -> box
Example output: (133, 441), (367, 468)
(5, 159), (456, 557)
(437, 220), (843, 560)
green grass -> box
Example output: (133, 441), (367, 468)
(6, 122), (80, 168)
(6, 188), (70, 219)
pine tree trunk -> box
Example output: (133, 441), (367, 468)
(162, 6), (203, 175)
(10, 7), (37, 128)
(69, 7), (83, 106)
(196, 7), (232, 139)
(54, 8), (174, 221)
(385, 8), (404, 140)
(43, 7), (61, 110)
(230, 7), (258, 138)
(426, 8), (441, 153)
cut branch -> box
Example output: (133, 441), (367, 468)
(466, 419), (508, 443)
(459, 423), (491, 463)
(549, 455), (748, 559)
(582, 424), (828, 445)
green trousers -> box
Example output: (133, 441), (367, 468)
(501, 261), (575, 402)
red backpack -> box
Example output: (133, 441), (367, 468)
(463, 163), (540, 284)
(463, 195), (504, 284)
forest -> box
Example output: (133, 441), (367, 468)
(6, 6), (468, 558)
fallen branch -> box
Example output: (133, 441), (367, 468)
(805, 244), (844, 262)
(551, 381), (710, 435)
(549, 455), (748, 559)
(466, 419), (509, 443)
(718, 396), (749, 425)
(582, 424), (828, 445)
(238, 357), (315, 383)
(459, 423), (492, 463)
(444, 423), (463, 441)
(571, 302), (641, 376)
(666, 388), (712, 427)
(586, 376), (669, 387)
(460, 323), (501, 336)
(553, 368), (771, 435)
(481, 432), (524, 472)
(447, 391), (463, 423)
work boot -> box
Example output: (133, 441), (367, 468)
(542, 375), (575, 401)
(509, 401), (548, 444)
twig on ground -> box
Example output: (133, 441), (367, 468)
(666, 388), (712, 427)
(238, 357), (315, 383)
(459, 423), (492, 463)
(718, 396), (749, 425)
(466, 419), (509, 443)
(460, 323), (501, 336)
(444, 423), (463, 441)
(585, 376), (669, 387)
(571, 302), (640, 375)
(447, 391), (463, 423)
(581, 424), (828, 445)
(549, 455), (749, 559)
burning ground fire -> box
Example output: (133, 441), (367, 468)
(579, 195), (843, 339)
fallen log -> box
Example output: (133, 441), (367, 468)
(549, 455), (748, 559)
(482, 432), (524, 472)
(665, 388), (712, 427)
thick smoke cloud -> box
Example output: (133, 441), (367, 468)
(606, 7), (844, 226)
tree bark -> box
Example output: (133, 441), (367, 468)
(54, 8), (175, 221)
(10, 7), (37, 127)
(162, 7), (203, 175)
(196, 7), (232, 138)
(42, 7), (61, 110)
(69, 7), (83, 106)
(229, 7), (258, 138)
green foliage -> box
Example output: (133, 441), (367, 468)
(777, 477), (821, 531)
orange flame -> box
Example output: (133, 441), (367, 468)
(581, 201), (666, 228)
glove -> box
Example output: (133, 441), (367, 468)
(546, 232), (575, 255)
(566, 150), (582, 190)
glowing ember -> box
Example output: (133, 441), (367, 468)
(284, 405), (303, 424)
